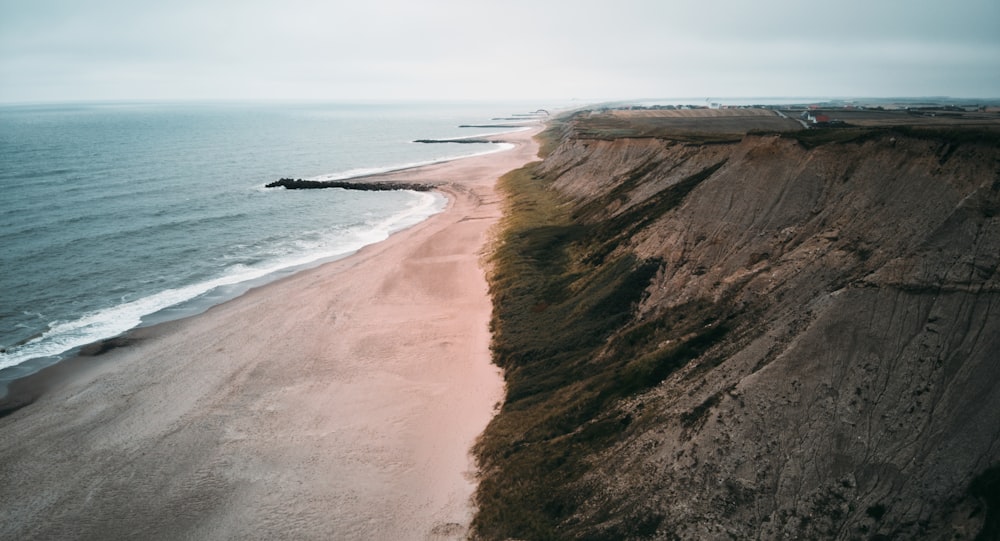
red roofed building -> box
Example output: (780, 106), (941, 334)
(801, 111), (832, 124)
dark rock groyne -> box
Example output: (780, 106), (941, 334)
(265, 178), (435, 191)
(412, 138), (504, 144)
(459, 124), (531, 128)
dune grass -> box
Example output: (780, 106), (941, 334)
(473, 153), (734, 539)
(472, 108), (1000, 540)
(774, 124), (1000, 149)
(473, 162), (653, 538)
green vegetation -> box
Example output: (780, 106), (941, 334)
(775, 127), (886, 148)
(580, 159), (727, 265)
(471, 109), (1000, 539)
(775, 125), (1000, 149)
(473, 142), (734, 539)
(535, 120), (567, 159)
(971, 465), (1000, 541)
(865, 503), (887, 521)
(566, 109), (796, 143)
(890, 125), (1000, 147)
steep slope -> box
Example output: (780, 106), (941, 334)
(475, 111), (1000, 540)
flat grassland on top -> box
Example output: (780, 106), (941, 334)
(790, 107), (1000, 129)
(573, 108), (801, 142)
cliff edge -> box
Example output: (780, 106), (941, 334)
(475, 108), (1000, 540)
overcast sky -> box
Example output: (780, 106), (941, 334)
(1, 0), (998, 103)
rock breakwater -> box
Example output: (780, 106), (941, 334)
(265, 178), (435, 191)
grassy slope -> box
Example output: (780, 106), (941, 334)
(474, 116), (1000, 539)
(473, 125), (736, 540)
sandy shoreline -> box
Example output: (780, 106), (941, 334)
(0, 126), (541, 540)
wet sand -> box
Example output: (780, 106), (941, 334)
(0, 126), (540, 540)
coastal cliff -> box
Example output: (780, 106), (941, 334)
(475, 110), (1000, 540)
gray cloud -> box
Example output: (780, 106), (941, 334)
(1, 0), (997, 102)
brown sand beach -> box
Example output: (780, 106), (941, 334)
(0, 126), (541, 540)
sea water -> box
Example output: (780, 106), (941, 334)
(0, 101), (543, 383)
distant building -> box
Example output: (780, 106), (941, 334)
(800, 111), (832, 124)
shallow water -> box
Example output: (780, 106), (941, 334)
(0, 100), (543, 378)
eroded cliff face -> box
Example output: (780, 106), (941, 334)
(477, 119), (1000, 540)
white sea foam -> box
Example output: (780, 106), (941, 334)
(0, 101), (540, 377)
(0, 190), (446, 371)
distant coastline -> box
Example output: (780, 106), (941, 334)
(0, 102), (543, 388)
(0, 123), (541, 540)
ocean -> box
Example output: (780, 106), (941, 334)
(0, 101), (544, 386)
